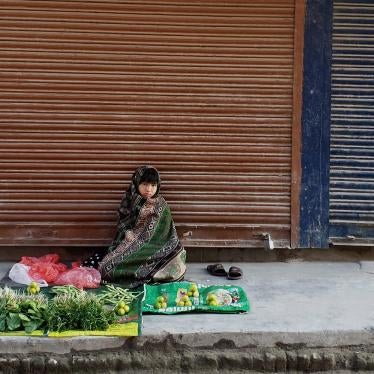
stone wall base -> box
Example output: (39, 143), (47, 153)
(1, 345), (374, 373)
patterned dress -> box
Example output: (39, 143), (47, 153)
(84, 166), (186, 288)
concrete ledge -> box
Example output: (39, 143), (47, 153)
(0, 335), (374, 373)
(0, 330), (373, 355)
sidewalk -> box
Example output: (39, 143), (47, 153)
(145, 261), (374, 335)
(1, 261), (374, 372)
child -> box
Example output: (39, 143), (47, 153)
(82, 166), (186, 288)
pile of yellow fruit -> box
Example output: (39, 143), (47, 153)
(115, 300), (130, 316)
(154, 295), (168, 309)
(177, 283), (199, 307)
(27, 281), (40, 295)
(177, 294), (192, 307)
(187, 283), (199, 298)
(206, 293), (218, 306)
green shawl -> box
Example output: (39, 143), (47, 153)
(99, 166), (185, 287)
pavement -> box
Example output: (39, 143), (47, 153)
(145, 261), (374, 336)
(0, 260), (374, 372)
(0, 261), (374, 339)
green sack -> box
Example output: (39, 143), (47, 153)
(143, 281), (250, 314)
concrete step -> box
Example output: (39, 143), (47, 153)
(0, 332), (374, 372)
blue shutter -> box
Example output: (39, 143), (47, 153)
(330, 0), (374, 244)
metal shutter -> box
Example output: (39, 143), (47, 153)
(330, 0), (374, 244)
(0, 0), (296, 248)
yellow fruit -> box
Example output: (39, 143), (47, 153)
(187, 291), (193, 297)
(185, 300), (192, 307)
(177, 301), (185, 307)
(209, 300), (218, 307)
(124, 305), (130, 313)
(28, 281), (40, 294)
(117, 301), (126, 309)
(206, 293), (217, 302)
(117, 307), (126, 316)
(156, 296), (165, 303)
(155, 301), (164, 309)
(193, 291), (199, 298)
(28, 287), (37, 295)
(161, 302), (167, 309)
(189, 284), (198, 292)
(181, 295), (189, 302)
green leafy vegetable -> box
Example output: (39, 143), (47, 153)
(47, 292), (117, 332)
(0, 287), (48, 333)
(0, 284), (137, 334)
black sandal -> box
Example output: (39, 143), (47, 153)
(227, 266), (242, 280)
(206, 263), (227, 277)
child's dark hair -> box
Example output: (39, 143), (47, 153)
(139, 167), (159, 185)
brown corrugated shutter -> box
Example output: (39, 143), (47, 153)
(0, 0), (295, 248)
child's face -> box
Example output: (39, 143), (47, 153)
(138, 182), (157, 199)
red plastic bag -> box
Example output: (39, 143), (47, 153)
(54, 267), (101, 289)
(29, 262), (67, 283)
(20, 253), (61, 266)
(20, 253), (67, 283)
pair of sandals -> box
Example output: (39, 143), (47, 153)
(206, 264), (242, 280)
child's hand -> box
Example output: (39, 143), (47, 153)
(125, 230), (135, 241)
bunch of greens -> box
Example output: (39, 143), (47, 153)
(47, 291), (117, 332)
(0, 285), (132, 334)
(0, 287), (48, 333)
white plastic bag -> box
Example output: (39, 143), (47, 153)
(8, 263), (48, 287)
